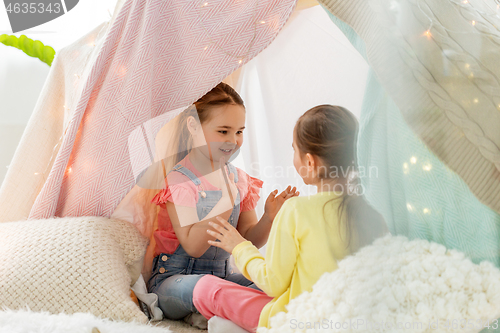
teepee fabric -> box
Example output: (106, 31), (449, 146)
(0, 0), (296, 222)
(0, 21), (107, 223)
(359, 68), (500, 268)
(322, 7), (500, 269)
(322, 14), (500, 329)
(319, 0), (500, 215)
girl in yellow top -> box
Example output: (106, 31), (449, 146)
(192, 105), (388, 332)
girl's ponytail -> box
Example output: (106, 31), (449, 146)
(337, 177), (387, 251)
(168, 105), (197, 171)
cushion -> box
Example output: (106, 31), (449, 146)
(260, 235), (500, 333)
(0, 216), (149, 323)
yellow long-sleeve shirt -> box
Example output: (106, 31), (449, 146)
(232, 191), (356, 328)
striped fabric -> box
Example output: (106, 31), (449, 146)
(25, 0), (296, 219)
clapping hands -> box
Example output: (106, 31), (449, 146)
(264, 185), (299, 222)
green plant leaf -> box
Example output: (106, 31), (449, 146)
(0, 34), (55, 66)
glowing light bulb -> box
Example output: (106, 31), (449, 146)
(410, 156), (417, 164)
(407, 203), (414, 212)
(34, 172), (39, 175)
(204, 46), (208, 51)
(423, 164), (432, 171)
(465, 63), (470, 69)
(238, 59), (243, 64)
(202, 2), (208, 6)
(424, 30), (432, 39)
(260, 21), (266, 24)
(462, 0), (468, 3)
(472, 20), (476, 26)
(68, 167), (72, 173)
(423, 208), (430, 214)
(403, 163), (409, 174)
(473, 98), (478, 103)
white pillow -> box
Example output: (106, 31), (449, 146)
(0, 216), (149, 323)
(260, 235), (500, 333)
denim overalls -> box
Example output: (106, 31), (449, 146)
(147, 162), (260, 320)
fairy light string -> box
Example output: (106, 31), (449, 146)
(368, 0), (500, 218)
(32, 21), (109, 180)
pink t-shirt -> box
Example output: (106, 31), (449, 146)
(151, 155), (263, 256)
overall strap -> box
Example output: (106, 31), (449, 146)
(226, 163), (239, 183)
(170, 164), (201, 186)
(170, 163), (238, 186)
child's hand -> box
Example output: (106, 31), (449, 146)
(207, 216), (247, 253)
(264, 185), (299, 222)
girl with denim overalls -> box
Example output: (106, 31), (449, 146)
(147, 83), (298, 325)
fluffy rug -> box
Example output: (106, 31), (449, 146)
(0, 309), (173, 333)
(259, 235), (500, 333)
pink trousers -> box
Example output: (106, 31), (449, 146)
(193, 274), (273, 333)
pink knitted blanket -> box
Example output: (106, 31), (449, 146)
(27, 0), (296, 219)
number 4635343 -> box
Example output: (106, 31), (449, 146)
(6, 2), (61, 14)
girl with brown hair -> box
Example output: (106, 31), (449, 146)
(193, 105), (388, 332)
(148, 82), (298, 325)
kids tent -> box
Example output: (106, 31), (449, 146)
(1, 0), (500, 331)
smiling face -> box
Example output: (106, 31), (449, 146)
(190, 104), (246, 164)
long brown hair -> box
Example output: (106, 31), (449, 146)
(166, 82), (244, 170)
(294, 105), (388, 251)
